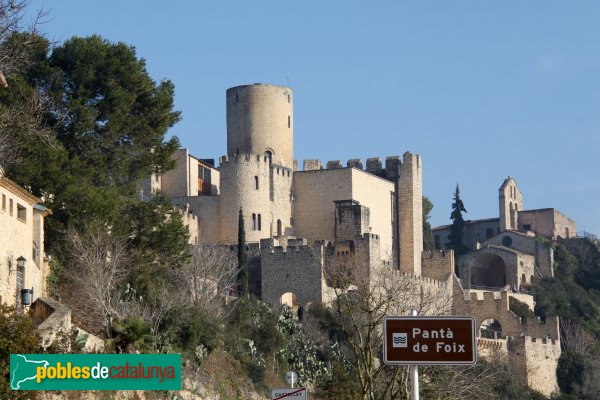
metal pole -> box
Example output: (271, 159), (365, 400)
(411, 309), (419, 400)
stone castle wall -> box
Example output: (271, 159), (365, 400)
(260, 238), (326, 307)
(553, 210), (577, 239)
(455, 290), (560, 341)
(483, 231), (554, 279)
(293, 168), (353, 248)
(161, 149), (190, 197)
(398, 152), (423, 275)
(507, 336), (560, 396)
(271, 163), (293, 237)
(226, 84), (294, 168)
(421, 249), (454, 282)
(219, 154), (272, 243)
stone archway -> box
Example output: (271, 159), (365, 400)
(469, 253), (507, 289)
(480, 318), (502, 339)
(279, 291), (298, 308)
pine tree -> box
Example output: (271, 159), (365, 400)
(237, 208), (249, 296)
(423, 196), (434, 251)
(447, 184), (469, 257)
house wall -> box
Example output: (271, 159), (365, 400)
(0, 177), (46, 306)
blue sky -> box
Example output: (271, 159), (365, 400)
(28, 1), (600, 234)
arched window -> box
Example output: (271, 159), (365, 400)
(254, 176), (259, 190)
(277, 219), (282, 236)
(252, 213), (257, 231)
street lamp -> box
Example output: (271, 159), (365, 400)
(15, 257), (33, 306)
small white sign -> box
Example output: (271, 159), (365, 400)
(285, 371), (298, 386)
(271, 387), (307, 400)
(392, 332), (408, 348)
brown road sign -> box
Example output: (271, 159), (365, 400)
(383, 316), (477, 365)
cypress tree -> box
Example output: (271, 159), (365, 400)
(237, 208), (249, 296)
(447, 185), (469, 259)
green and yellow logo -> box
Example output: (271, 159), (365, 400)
(10, 354), (181, 390)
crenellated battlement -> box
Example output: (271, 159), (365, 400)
(300, 155), (411, 179)
(219, 152), (280, 166)
(421, 249), (454, 281)
(507, 335), (559, 347)
(467, 290), (505, 304)
(399, 271), (447, 287)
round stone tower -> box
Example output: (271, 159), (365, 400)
(226, 84), (294, 168)
(219, 154), (272, 243)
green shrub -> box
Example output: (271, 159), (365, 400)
(0, 304), (40, 400)
(509, 297), (534, 319)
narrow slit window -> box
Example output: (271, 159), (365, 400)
(258, 214), (262, 231)
(254, 176), (259, 190)
(288, 115), (291, 128)
(252, 214), (257, 231)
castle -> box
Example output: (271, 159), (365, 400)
(142, 83), (562, 396)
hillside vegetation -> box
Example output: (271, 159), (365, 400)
(533, 238), (600, 399)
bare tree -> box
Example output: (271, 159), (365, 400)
(60, 225), (129, 337)
(325, 254), (452, 400)
(420, 354), (509, 400)
(560, 318), (596, 355)
(174, 243), (237, 318)
(0, 0), (54, 167)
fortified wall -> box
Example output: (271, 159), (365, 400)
(507, 336), (560, 395)
(260, 238), (328, 307)
(456, 290), (560, 341)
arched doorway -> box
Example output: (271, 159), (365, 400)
(279, 292), (298, 308)
(480, 318), (502, 339)
(469, 253), (507, 289)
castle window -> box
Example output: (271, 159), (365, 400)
(258, 214), (262, 231)
(252, 214), (257, 231)
(523, 224), (531, 231)
(198, 163), (212, 195)
(1, 194), (5, 211)
(290, 217), (293, 226)
(17, 204), (26, 222)
(277, 168), (280, 174)
(287, 94), (290, 103)
(9, 198), (13, 216)
(277, 219), (282, 236)
(254, 176), (259, 190)
(288, 116), (290, 128)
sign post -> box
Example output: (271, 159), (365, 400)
(383, 314), (477, 400)
(410, 309), (419, 400)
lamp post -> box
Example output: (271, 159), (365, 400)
(16, 257), (33, 306)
